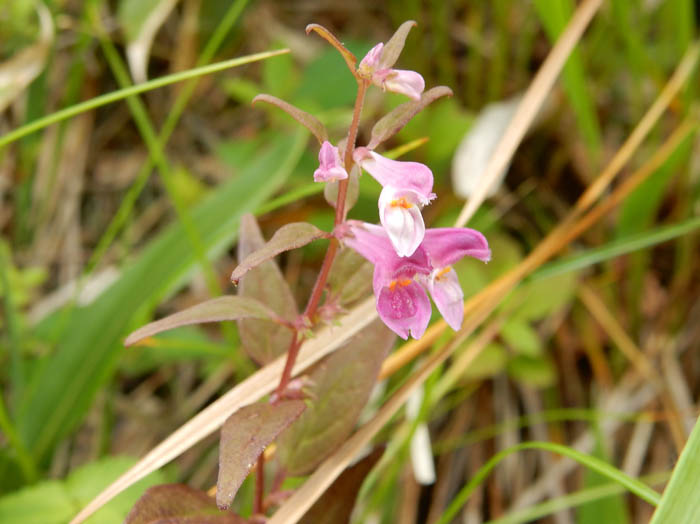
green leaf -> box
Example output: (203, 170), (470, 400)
(124, 296), (284, 346)
(324, 165), (360, 212)
(0, 481), (73, 524)
(230, 222), (329, 284)
(18, 133), (305, 463)
(511, 272), (577, 321)
(237, 214), (298, 365)
(378, 21), (417, 69)
(368, 86), (453, 150)
(649, 416), (700, 524)
(507, 355), (556, 388)
(462, 343), (508, 380)
(501, 320), (543, 356)
(277, 319), (395, 476)
(252, 94), (328, 144)
(217, 400), (306, 509)
(327, 247), (374, 306)
(126, 484), (246, 524)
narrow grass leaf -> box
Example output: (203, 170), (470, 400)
(649, 417), (700, 524)
(436, 441), (659, 524)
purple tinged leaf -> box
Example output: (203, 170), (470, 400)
(305, 23), (357, 73)
(323, 165), (359, 212)
(299, 447), (384, 524)
(378, 20), (417, 70)
(367, 86), (453, 149)
(217, 401), (306, 510)
(252, 94), (328, 145)
(237, 214), (298, 365)
(327, 247), (374, 306)
(230, 222), (330, 284)
(276, 319), (395, 475)
(125, 484), (247, 524)
(124, 296), (283, 347)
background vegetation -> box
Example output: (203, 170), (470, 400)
(0, 0), (698, 522)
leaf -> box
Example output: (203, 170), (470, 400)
(125, 484), (245, 524)
(649, 415), (700, 523)
(300, 447), (384, 524)
(367, 86), (453, 149)
(501, 320), (543, 356)
(118, 0), (179, 83)
(305, 24), (357, 73)
(237, 214), (298, 365)
(252, 94), (328, 144)
(378, 20), (417, 69)
(217, 401), (306, 509)
(18, 133), (306, 463)
(323, 165), (359, 212)
(277, 319), (395, 476)
(0, 481), (74, 524)
(124, 296), (284, 346)
(507, 355), (556, 388)
(230, 222), (329, 284)
(327, 247), (373, 306)
(0, 3), (53, 113)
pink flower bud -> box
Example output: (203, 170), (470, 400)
(314, 141), (348, 183)
(358, 43), (384, 77)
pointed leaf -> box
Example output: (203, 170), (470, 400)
(125, 484), (246, 524)
(300, 447), (384, 524)
(217, 401), (306, 509)
(124, 296), (283, 346)
(230, 222), (329, 284)
(323, 165), (359, 212)
(368, 86), (453, 149)
(305, 24), (357, 73)
(378, 20), (417, 69)
(277, 319), (395, 475)
(237, 214), (298, 364)
(327, 247), (373, 306)
(252, 94), (328, 144)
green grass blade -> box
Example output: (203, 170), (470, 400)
(486, 472), (670, 524)
(435, 441), (660, 524)
(532, 215), (700, 280)
(16, 132), (306, 463)
(0, 49), (289, 148)
(532, 0), (602, 158)
(649, 417), (700, 523)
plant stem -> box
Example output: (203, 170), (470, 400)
(273, 78), (368, 398)
(254, 453), (265, 514)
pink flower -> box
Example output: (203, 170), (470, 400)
(341, 221), (490, 338)
(314, 141), (348, 183)
(420, 228), (491, 330)
(354, 147), (435, 257)
(358, 43), (425, 101)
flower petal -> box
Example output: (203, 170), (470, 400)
(378, 187), (426, 257)
(375, 69), (425, 101)
(314, 141), (348, 182)
(422, 228), (491, 266)
(358, 43), (383, 77)
(353, 148), (435, 201)
(427, 267), (464, 330)
(376, 279), (431, 339)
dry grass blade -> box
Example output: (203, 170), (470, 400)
(455, 0), (603, 227)
(70, 298), (376, 523)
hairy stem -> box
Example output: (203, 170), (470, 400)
(273, 79), (368, 398)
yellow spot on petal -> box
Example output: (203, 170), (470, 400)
(398, 278), (412, 287)
(435, 266), (452, 280)
(390, 197), (413, 209)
